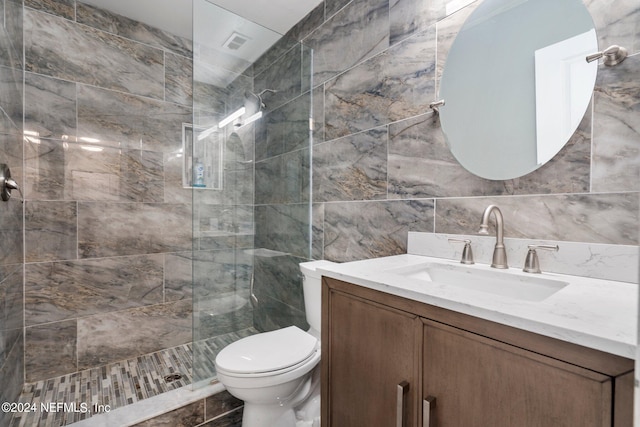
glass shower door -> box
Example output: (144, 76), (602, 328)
(191, 0), (313, 386)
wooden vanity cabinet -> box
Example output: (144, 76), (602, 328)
(321, 287), (421, 426)
(322, 277), (634, 427)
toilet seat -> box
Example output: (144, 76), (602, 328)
(215, 326), (318, 377)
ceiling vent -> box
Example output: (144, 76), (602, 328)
(222, 32), (250, 50)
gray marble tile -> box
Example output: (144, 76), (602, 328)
(194, 302), (253, 341)
(0, 64), (23, 128)
(305, 0), (389, 86)
(78, 202), (192, 258)
(220, 167), (254, 206)
(257, 92), (312, 160)
(166, 52), (193, 106)
(5, 0), (23, 52)
(0, 179), (23, 265)
(205, 392), (243, 421)
(77, 84), (192, 152)
(255, 204), (312, 259)
(25, 319), (77, 382)
(313, 127), (387, 202)
(0, 332), (23, 425)
(287, 3), (325, 42)
(252, 295), (308, 333)
(201, 407), (243, 427)
(192, 249), (252, 307)
(24, 72), (76, 140)
(195, 205), (239, 251)
(24, 8), (165, 100)
(24, 0), (74, 20)
(255, 113), (284, 161)
(0, 266), (22, 368)
(193, 81), (227, 115)
(164, 252), (193, 302)
(256, 149), (310, 205)
(25, 200), (77, 262)
(25, 254), (164, 325)
(312, 203), (325, 260)
(585, 0), (640, 55)
(132, 400), (205, 427)
(24, 137), (66, 200)
(254, 254), (306, 312)
(27, 139), (166, 202)
(196, 204), (254, 241)
(0, 1), (22, 71)
(312, 85), (325, 144)
(128, 149), (165, 201)
(76, 2), (193, 57)
(435, 193), (639, 245)
(326, 0), (353, 18)
(390, 0), (446, 45)
(77, 300), (192, 369)
(323, 199), (435, 262)
(592, 56), (640, 192)
(253, 36), (300, 80)
(324, 26), (435, 140)
(164, 151), (194, 205)
(254, 44), (304, 113)
(388, 111), (591, 198)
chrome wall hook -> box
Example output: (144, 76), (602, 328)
(429, 99), (445, 114)
(586, 45), (628, 66)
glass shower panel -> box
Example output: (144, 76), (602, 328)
(191, 0), (313, 386)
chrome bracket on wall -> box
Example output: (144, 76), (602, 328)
(0, 163), (22, 202)
(585, 45), (628, 66)
(429, 99), (445, 114)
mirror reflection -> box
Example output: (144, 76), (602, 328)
(439, 0), (598, 180)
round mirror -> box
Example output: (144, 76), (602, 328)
(439, 0), (598, 180)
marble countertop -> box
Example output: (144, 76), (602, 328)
(318, 254), (638, 359)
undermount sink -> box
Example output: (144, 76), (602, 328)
(388, 262), (569, 302)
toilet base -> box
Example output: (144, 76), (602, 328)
(235, 366), (321, 427)
(242, 403), (297, 427)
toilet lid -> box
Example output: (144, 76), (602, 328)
(216, 326), (318, 374)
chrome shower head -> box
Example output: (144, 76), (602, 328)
(245, 89), (278, 111)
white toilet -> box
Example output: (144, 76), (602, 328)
(215, 260), (335, 427)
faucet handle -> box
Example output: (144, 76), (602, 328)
(523, 244), (559, 274)
(448, 238), (474, 265)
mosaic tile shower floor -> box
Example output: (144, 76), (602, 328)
(10, 328), (258, 427)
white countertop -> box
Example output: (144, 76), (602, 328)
(318, 254), (638, 359)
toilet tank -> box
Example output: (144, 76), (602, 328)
(300, 260), (336, 334)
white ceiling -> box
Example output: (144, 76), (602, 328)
(79, 0), (323, 40)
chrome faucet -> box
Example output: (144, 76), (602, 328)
(478, 205), (508, 269)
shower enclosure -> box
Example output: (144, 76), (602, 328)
(0, 0), (313, 425)
(190, 0), (314, 386)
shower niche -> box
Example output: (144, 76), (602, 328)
(182, 123), (223, 190)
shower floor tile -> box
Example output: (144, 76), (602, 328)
(10, 328), (258, 427)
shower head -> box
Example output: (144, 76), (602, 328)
(245, 89), (278, 111)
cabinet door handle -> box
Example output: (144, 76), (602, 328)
(423, 396), (436, 427)
(396, 381), (410, 427)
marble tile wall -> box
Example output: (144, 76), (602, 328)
(0, 0), (24, 422)
(282, 0), (639, 264)
(22, 1), (197, 382)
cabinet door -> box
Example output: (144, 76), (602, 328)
(324, 290), (420, 427)
(422, 320), (612, 427)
